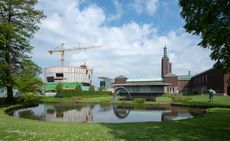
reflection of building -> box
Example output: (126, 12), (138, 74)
(45, 106), (93, 122)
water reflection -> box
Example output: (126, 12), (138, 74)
(45, 105), (93, 122)
(11, 104), (206, 123)
(113, 105), (132, 119)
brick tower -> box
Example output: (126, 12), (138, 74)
(161, 46), (172, 78)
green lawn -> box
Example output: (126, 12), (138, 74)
(0, 95), (230, 141)
(174, 95), (230, 107)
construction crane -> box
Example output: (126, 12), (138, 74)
(48, 42), (101, 66)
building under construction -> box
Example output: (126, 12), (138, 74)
(44, 42), (100, 91)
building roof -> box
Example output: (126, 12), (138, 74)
(191, 68), (214, 78)
(113, 81), (171, 87)
(115, 75), (127, 79)
(127, 78), (163, 82)
(178, 75), (192, 81)
(98, 77), (113, 81)
(164, 73), (177, 77)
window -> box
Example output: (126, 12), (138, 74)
(56, 73), (63, 78)
(47, 77), (54, 82)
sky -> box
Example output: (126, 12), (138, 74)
(31, 0), (214, 84)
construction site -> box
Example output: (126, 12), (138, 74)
(44, 42), (101, 92)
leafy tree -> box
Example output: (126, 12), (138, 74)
(0, 0), (45, 102)
(15, 60), (43, 94)
(75, 84), (82, 95)
(56, 83), (63, 94)
(179, 0), (230, 72)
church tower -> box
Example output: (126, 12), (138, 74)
(161, 45), (172, 78)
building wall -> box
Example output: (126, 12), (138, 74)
(44, 66), (93, 84)
(161, 58), (170, 78)
(164, 76), (178, 87)
(190, 68), (230, 95)
(164, 76), (178, 94)
(177, 80), (190, 92)
(114, 77), (127, 84)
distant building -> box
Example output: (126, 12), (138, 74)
(44, 64), (93, 91)
(161, 46), (230, 95)
(113, 77), (171, 100)
(98, 77), (113, 90)
(113, 46), (230, 96)
(190, 68), (230, 95)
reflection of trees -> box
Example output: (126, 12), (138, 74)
(113, 105), (132, 119)
(19, 110), (42, 120)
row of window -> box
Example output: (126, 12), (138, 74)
(193, 74), (208, 85)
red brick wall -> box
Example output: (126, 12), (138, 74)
(177, 80), (190, 92)
(164, 76), (178, 87)
(114, 78), (127, 84)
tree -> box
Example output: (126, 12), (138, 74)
(0, 0), (45, 102)
(179, 0), (230, 72)
(15, 60), (43, 94)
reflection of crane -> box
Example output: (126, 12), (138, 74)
(48, 42), (101, 66)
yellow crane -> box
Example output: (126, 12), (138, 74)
(48, 42), (101, 66)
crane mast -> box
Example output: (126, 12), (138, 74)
(48, 42), (101, 66)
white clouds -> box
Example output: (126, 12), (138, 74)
(32, 0), (213, 85)
(133, 0), (158, 16)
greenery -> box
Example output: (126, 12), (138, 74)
(55, 83), (63, 94)
(18, 93), (39, 104)
(75, 84), (82, 95)
(1, 95), (230, 140)
(88, 85), (95, 94)
(179, 0), (230, 72)
(0, 0), (45, 102)
(15, 61), (43, 94)
(133, 98), (145, 104)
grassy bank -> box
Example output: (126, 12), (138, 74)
(1, 95), (230, 140)
(173, 95), (230, 107)
(0, 105), (230, 141)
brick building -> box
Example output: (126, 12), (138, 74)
(161, 46), (230, 95)
(113, 46), (230, 96)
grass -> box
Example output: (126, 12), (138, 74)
(174, 95), (230, 107)
(0, 94), (230, 140)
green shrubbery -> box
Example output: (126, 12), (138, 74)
(56, 82), (63, 94)
(134, 98), (145, 104)
(18, 93), (39, 103)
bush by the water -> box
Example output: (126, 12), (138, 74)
(56, 82), (63, 94)
(134, 98), (145, 104)
(19, 93), (39, 103)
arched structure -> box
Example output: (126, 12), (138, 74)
(113, 86), (132, 101)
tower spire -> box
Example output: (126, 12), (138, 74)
(164, 44), (167, 57)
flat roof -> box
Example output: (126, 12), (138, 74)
(127, 78), (163, 82)
(113, 81), (171, 86)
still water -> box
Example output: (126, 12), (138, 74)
(9, 104), (206, 123)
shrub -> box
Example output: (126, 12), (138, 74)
(89, 85), (95, 94)
(19, 93), (39, 103)
(75, 84), (82, 95)
(56, 83), (63, 94)
(134, 98), (145, 104)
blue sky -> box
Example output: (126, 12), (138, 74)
(32, 0), (214, 84)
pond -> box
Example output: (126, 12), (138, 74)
(9, 104), (206, 123)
